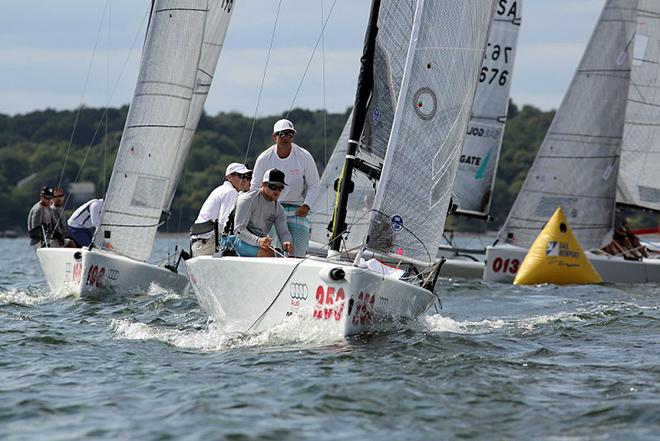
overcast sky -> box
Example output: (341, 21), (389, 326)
(0, 0), (606, 117)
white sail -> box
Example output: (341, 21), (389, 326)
(617, 2), (660, 212)
(95, 0), (234, 261)
(498, 0), (637, 250)
(452, 0), (522, 217)
(367, 0), (496, 263)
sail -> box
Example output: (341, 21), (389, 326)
(367, 0), (496, 263)
(452, 0), (522, 217)
(498, 0), (637, 250)
(617, 2), (660, 212)
(95, 0), (234, 261)
(357, 0), (416, 166)
(310, 114), (375, 250)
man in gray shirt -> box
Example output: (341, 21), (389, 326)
(223, 168), (293, 257)
(27, 186), (54, 248)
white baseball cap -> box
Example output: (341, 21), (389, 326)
(273, 119), (296, 134)
(225, 162), (251, 176)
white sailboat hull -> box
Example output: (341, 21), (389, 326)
(185, 256), (437, 337)
(36, 247), (189, 297)
(438, 258), (485, 279)
(483, 244), (660, 284)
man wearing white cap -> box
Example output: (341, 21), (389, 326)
(190, 162), (252, 257)
(224, 168), (293, 257)
(250, 119), (320, 257)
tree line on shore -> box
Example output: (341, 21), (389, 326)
(0, 101), (654, 235)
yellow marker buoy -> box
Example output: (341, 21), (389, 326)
(513, 207), (602, 285)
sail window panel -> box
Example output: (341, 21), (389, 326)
(368, 0), (494, 262)
(131, 176), (168, 210)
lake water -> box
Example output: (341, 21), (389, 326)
(1, 237), (659, 440)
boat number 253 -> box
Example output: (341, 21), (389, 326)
(491, 257), (519, 274)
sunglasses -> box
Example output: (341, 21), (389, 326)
(276, 131), (295, 138)
(232, 173), (252, 181)
(267, 183), (285, 192)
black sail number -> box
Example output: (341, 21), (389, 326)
(221, 0), (233, 13)
(479, 67), (509, 86)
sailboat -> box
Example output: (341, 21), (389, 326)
(185, 0), (496, 336)
(484, 0), (660, 284)
(309, 1), (523, 283)
(37, 0), (235, 296)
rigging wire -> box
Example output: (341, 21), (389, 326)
(57, 0), (111, 189)
(244, 0), (284, 164)
(56, 8), (152, 218)
(286, 0), (338, 116)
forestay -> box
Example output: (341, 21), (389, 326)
(95, 0), (234, 261)
(498, 0), (636, 250)
(367, 0), (496, 263)
(452, 0), (522, 217)
(617, 2), (660, 212)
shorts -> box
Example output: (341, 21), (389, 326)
(67, 225), (94, 247)
(221, 235), (259, 257)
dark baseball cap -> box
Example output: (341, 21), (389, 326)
(261, 168), (287, 186)
(40, 186), (54, 198)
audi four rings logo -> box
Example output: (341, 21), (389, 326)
(290, 283), (309, 300)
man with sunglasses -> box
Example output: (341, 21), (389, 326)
(27, 186), (55, 249)
(49, 187), (76, 248)
(226, 168), (293, 257)
(250, 119), (320, 257)
(190, 162), (252, 257)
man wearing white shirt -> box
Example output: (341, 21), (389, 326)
(250, 119), (320, 257)
(67, 198), (104, 247)
(190, 162), (252, 257)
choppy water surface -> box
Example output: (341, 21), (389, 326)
(1, 237), (659, 440)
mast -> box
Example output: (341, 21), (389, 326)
(329, 0), (381, 252)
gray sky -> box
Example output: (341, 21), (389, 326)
(0, 0), (606, 116)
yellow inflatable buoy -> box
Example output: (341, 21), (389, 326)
(513, 207), (602, 285)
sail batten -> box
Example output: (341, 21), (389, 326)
(95, 0), (234, 261)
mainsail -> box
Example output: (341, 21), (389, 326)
(617, 1), (660, 212)
(367, 0), (496, 263)
(452, 0), (522, 217)
(498, 0), (637, 250)
(94, 0), (234, 261)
